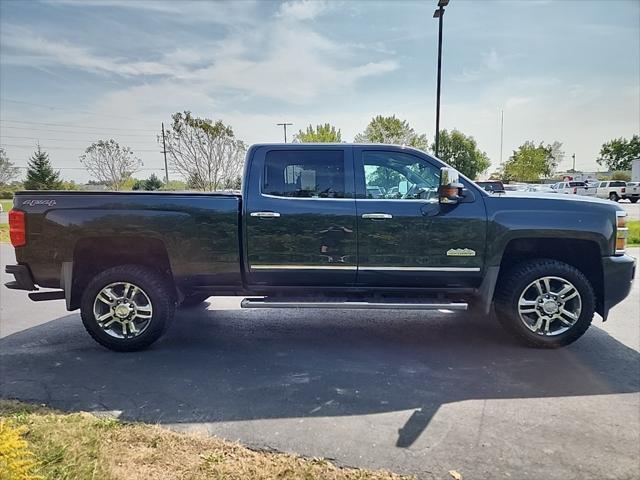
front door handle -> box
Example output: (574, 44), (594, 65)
(362, 213), (393, 219)
(250, 211), (281, 218)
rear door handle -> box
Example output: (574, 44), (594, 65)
(362, 213), (393, 219)
(250, 211), (281, 218)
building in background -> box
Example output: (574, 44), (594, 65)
(632, 158), (640, 182)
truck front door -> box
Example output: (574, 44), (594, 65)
(354, 147), (486, 288)
(244, 146), (357, 286)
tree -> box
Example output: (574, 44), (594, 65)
(160, 111), (246, 191)
(502, 141), (555, 182)
(354, 115), (428, 151)
(597, 135), (640, 171)
(610, 171), (631, 181)
(294, 123), (342, 143)
(433, 129), (490, 180)
(23, 145), (62, 190)
(132, 173), (163, 191)
(80, 139), (141, 191)
(0, 148), (20, 185)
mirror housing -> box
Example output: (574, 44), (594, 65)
(438, 167), (464, 204)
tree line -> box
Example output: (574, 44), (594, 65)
(1, 113), (638, 191)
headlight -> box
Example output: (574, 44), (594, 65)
(615, 210), (627, 254)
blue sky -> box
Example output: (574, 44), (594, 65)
(1, 0), (638, 182)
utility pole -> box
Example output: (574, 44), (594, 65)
(277, 122), (293, 143)
(500, 109), (504, 165)
(572, 153), (576, 172)
(433, 0), (449, 157)
(161, 122), (169, 184)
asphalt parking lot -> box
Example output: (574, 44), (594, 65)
(0, 243), (638, 480)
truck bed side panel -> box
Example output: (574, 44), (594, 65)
(14, 193), (242, 289)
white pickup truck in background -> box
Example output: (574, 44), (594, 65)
(595, 181), (627, 202)
(551, 181), (596, 197)
(624, 182), (640, 203)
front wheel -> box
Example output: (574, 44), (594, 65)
(494, 259), (595, 348)
(80, 265), (175, 351)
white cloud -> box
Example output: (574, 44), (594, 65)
(276, 0), (330, 21)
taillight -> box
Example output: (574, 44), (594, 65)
(615, 211), (627, 255)
(621, 187), (626, 193)
(573, 187), (577, 194)
(8, 210), (26, 247)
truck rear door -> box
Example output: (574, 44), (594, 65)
(243, 145), (357, 286)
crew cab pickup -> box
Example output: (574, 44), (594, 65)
(5, 144), (636, 351)
(551, 181), (596, 197)
(595, 181), (627, 202)
(624, 182), (640, 203)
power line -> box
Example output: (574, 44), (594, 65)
(0, 119), (157, 132)
(0, 125), (156, 138)
(0, 98), (159, 124)
(0, 134), (155, 147)
(0, 143), (160, 152)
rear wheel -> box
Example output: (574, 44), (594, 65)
(494, 259), (595, 348)
(630, 198), (638, 203)
(609, 192), (619, 202)
(80, 265), (175, 351)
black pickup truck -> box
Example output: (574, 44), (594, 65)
(5, 144), (636, 351)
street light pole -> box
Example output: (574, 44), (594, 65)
(433, 0), (449, 158)
(277, 122), (293, 143)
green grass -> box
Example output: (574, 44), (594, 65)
(0, 199), (13, 213)
(1, 400), (411, 480)
(0, 224), (8, 243)
(628, 220), (640, 246)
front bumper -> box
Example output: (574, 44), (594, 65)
(4, 265), (37, 291)
(601, 254), (636, 319)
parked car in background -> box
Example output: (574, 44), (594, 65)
(503, 183), (528, 192)
(551, 181), (596, 196)
(595, 181), (627, 202)
(624, 182), (639, 203)
(476, 181), (506, 194)
(526, 184), (556, 193)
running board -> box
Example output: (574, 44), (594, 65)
(241, 298), (468, 311)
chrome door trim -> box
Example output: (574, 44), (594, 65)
(251, 264), (357, 270)
(362, 213), (393, 219)
(359, 266), (481, 272)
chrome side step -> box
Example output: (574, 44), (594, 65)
(241, 298), (468, 311)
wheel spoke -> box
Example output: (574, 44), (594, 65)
(542, 278), (551, 295)
(103, 317), (119, 328)
(534, 280), (544, 296)
(560, 308), (578, 322)
(128, 321), (138, 334)
(563, 290), (579, 301)
(96, 312), (113, 323)
(556, 284), (573, 296)
(530, 317), (544, 332)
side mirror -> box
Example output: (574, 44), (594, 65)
(438, 167), (463, 204)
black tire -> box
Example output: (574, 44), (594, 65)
(178, 293), (210, 309)
(609, 192), (619, 202)
(630, 198), (638, 204)
(80, 265), (175, 352)
(494, 259), (595, 348)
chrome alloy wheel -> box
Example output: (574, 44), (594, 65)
(93, 282), (153, 338)
(517, 276), (582, 336)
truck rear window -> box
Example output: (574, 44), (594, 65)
(263, 150), (346, 198)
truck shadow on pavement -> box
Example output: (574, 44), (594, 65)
(1, 305), (638, 448)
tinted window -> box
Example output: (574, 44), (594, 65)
(610, 181), (626, 187)
(362, 151), (440, 201)
(263, 150), (346, 198)
(569, 182), (585, 187)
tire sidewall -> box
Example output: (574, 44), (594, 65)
(80, 266), (173, 351)
(496, 261), (595, 347)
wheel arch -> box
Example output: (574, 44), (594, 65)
(494, 237), (604, 316)
(69, 236), (176, 310)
